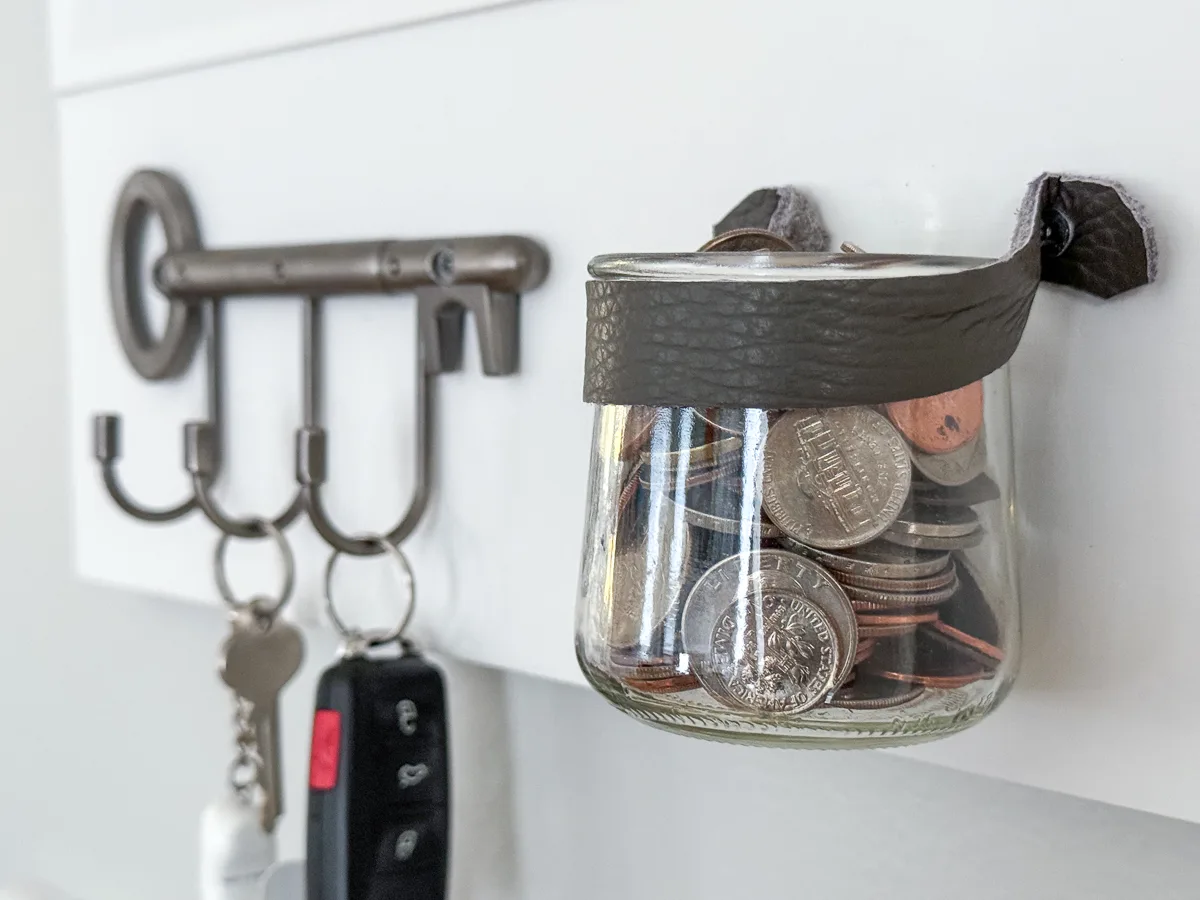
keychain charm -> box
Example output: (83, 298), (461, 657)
(306, 536), (449, 900)
(202, 520), (305, 900)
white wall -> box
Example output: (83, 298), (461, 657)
(2, 1), (1200, 898)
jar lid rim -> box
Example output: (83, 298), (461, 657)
(587, 252), (994, 282)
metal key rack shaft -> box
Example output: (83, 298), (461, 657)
(94, 169), (549, 554)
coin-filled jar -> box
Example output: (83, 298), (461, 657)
(576, 251), (1020, 747)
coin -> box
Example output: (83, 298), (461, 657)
(885, 382), (984, 454)
(909, 428), (988, 487)
(625, 672), (703, 693)
(606, 529), (693, 649)
(882, 529), (985, 551)
(783, 538), (951, 579)
(763, 408), (911, 549)
(888, 504), (981, 539)
(856, 622), (921, 638)
(856, 610), (939, 628)
(746, 550), (859, 688)
(662, 481), (783, 541)
(864, 629), (993, 689)
(832, 561), (958, 593)
(620, 406), (660, 460)
(698, 228), (797, 252)
(639, 452), (742, 490)
(703, 591), (840, 713)
(828, 676), (925, 710)
(681, 550), (858, 690)
(937, 555), (1003, 651)
(642, 435), (743, 471)
(911, 472), (1001, 507)
(841, 574), (960, 608)
(926, 621), (1004, 665)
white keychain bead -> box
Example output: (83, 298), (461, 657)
(200, 793), (278, 900)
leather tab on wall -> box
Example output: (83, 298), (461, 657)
(583, 174), (1156, 408)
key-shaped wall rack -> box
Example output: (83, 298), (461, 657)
(93, 169), (550, 554)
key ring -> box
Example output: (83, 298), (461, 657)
(213, 519), (296, 620)
(324, 535), (416, 655)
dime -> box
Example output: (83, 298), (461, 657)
(909, 428), (988, 487)
(606, 529), (693, 649)
(911, 472), (1001, 507)
(748, 551), (859, 688)
(703, 591), (839, 713)
(832, 562), (958, 594)
(882, 529), (984, 551)
(681, 550), (858, 689)
(763, 408), (911, 549)
(662, 482), (783, 541)
(783, 538), (950, 579)
(698, 228), (796, 252)
(842, 574), (960, 608)
(828, 676), (925, 710)
(889, 504), (981, 539)
(885, 382), (984, 454)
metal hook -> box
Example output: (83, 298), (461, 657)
(185, 299), (306, 540)
(295, 295), (436, 556)
(93, 170), (223, 522)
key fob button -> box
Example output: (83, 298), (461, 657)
(373, 697), (443, 747)
(383, 745), (447, 807)
(375, 812), (445, 874)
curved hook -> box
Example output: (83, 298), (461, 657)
(94, 418), (197, 522)
(297, 296), (434, 556)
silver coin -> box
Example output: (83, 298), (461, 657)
(606, 527), (693, 649)
(741, 550), (858, 688)
(911, 472), (1001, 507)
(763, 408), (911, 549)
(882, 529), (985, 551)
(665, 495), (784, 540)
(781, 537), (951, 580)
(832, 561), (958, 593)
(842, 573), (960, 608)
(828, 678), (925, 710)
(682, 550), (857, 688)
(909, 428), (988, 487)
(704, 591), (840, 714)
(889, 504), (980, 539)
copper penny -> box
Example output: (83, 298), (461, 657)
(870, 669), (990, 690)
(886, 382), (984, 454)
(698, 228), (796, 252)
(927, 621), (1005, 665)
(855, 623), (919, 638)
(624, 673), (703, 694)
(856, 610), (939, 628)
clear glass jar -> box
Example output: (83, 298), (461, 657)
(576, 255), (1019, 748)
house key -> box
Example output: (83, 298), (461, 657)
(220, 601), (305, 833)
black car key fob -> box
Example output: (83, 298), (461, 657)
(307, 652), (449, 900)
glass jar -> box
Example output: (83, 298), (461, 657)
(576, 254), (1019, 748)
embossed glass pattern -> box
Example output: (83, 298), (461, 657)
(575, 376), (1019, 747)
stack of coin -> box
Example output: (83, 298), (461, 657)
(603, 381), (1006, 713)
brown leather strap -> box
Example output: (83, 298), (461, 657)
(583, 174), (1156, 408)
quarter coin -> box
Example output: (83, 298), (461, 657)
(886, 382), (984, 454)
(882, 529), (985, 551)
(832, 561), (957, 593)
(828, 676), (925, 710)
(763, 408), (911, 549)
(783, 538), (951, 579)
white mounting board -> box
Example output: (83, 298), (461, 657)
(59, 0), (1200, 822)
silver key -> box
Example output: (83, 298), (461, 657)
(220, 606), (304, 832)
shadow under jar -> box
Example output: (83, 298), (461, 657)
(576, 256), (1020, 747)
